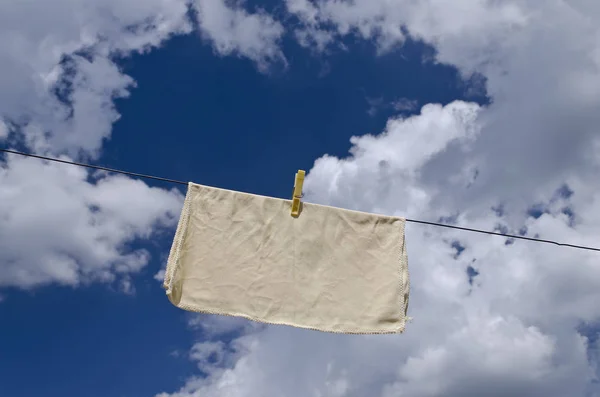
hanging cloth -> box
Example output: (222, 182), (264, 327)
(163, 181), (410, 334)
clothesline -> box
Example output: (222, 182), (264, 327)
(2, 147), (599, 253)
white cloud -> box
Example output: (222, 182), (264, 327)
(392, 98), (418, 112)
(0, 0), (289, 293)
(0, 0), (191, 292)
(155, 102), (600, 397)
(188, 341), (246, 375)
(286, 0), (600, 209)
(286, 0), (527, 55)
(120, 276), (136, 295)
(156, 1), (600, 394)
(304, 101), (481, 218)
(0, 154), (183, 289)
(0, 0), (192, 157)
(287, 0), (335, 53)
(154, 268), (167, 283)
(22, 55), (137, 157)
(366, 97), (418, 117)
(192, 0), (286, 72)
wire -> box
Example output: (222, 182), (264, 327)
(0, 148), (188, 186)
(405, 219), (600, 252)
(2, 147), (600, 253)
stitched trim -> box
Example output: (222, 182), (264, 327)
(174, 301), (405, 335)
(399, 220), (412, 324)
(164, 182), (193, 295)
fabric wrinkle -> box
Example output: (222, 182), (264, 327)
(164, 182), (410, 334)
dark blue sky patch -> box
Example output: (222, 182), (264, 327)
(492, 204), (505, 217)
(577, 321), (600, 364)
(0, 284), (198, 397)
(438, 213), (459, 225)
(494, 223), (515, 245)
(562, 206), (575, 226)
(527, 203), (547, 219)
(466, 265), (479, 286)
(466, 168), (479, 188)
(451, 240), (466, 259)
(555, 183), (574, 200)
(494, 223), (509, 234)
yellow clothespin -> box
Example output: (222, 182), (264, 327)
(291, 170), (305, 217)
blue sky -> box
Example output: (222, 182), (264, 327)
(0, 29), (482, 397)
(1, 1), (600, 396)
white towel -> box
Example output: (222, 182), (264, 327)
(164, 182), (410, 334)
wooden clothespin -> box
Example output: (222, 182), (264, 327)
(291, 170), (305, 217)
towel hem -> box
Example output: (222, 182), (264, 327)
(164, 182), (193, 295)
(175, 301), (406, 335)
